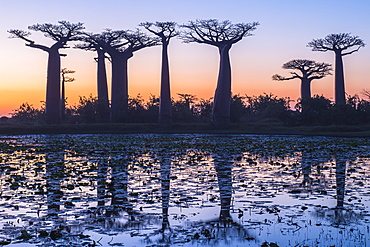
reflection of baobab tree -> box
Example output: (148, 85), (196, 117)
(300, 152), (313, 187)
(299, 152), (331, 187)
(96, 159), (108, 207)
(182, 19), (259, 128)
(103, 158), (136, 227)
(313, 155), (362, 227)
(45, 151), (65, 218)
(8, 21), (85, 124)
(189, 153), (253, 243)
(335, 156), (346, 209)
(143, 155), (172, 245)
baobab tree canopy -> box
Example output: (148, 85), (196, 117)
(307, 33), (365, 54)
(140, 21), (179, 42)
(96, 28), (159, 55)
(181, 19), (259, 46)
(273, 59), (332, 80)
(9, 21), (85, 49)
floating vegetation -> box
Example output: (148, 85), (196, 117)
(0, 134), (368, 246)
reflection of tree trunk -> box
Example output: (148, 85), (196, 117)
(160, 157), (171, 231)
(96, 49), (110, 122)
(212, 45), (232, 128)
(107, 159), (134, 220)
(301, 153), (312, 186)
(46, 152), (65, 216)
(158, 42), (172, 127)
(110, 161), (129, 206)
(334, 51), (346, 105)
(46, 50), (62, 124)
(193, 154), (252, 241)
(214, 156), (233, 223)
(97, 160), (108, 207)
(335, 157), (346, 208)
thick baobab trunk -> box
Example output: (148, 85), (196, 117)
(45, 50), (62, 124)
(301, 78), (312, 100)
(96, 49), (110, 122)
(111, 54), (130, 122)
(158, 42), (172, 127)
(212, 45), (232, 128)
(334, 51), (346, 104)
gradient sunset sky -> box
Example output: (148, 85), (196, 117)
(0, 0), (369, 116)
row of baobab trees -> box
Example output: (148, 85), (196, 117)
(9, 20), (365, 127)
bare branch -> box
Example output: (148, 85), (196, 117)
(272, 74), (299, 81)
(308, 33), (365, 54)
(181, 19), (259, 47)
(274, 59), (332, 81)
(361, 89), (370, 99)
(140, 21), (179, 43)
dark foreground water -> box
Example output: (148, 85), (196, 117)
(0, 134), (369, 247)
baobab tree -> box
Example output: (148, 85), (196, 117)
(141, 21), (179, 127)
(182, 19), (259, 127)
(60, 68), (75, 117)
(307, 33), (365, 104)
(76, 34), (110, 121)
(8, 21), (84, 124)
(87, 29), (158, 122)
(272, 59), (332, 100)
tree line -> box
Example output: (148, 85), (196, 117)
(8, 20), (366, 127)
(10, 92), (370, 126)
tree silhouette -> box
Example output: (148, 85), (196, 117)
(60, 68), (75, 118)
(8, 21), (84, 124)
(177, 93), (197, 112)
(86, 29), (158, 122)
(362, 89), (370, 100)
(272, 59), (332, 100)
(141, 22), (179, 127)
(182, 19), (259, 127)
(75, 34), (110, 121)
(307, 33), (365, 104)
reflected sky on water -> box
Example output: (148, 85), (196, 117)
(0, 134), (369, 246)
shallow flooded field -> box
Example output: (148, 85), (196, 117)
(0, 134), (369, 247)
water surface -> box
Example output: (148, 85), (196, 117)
(0, 134), (369, 246)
